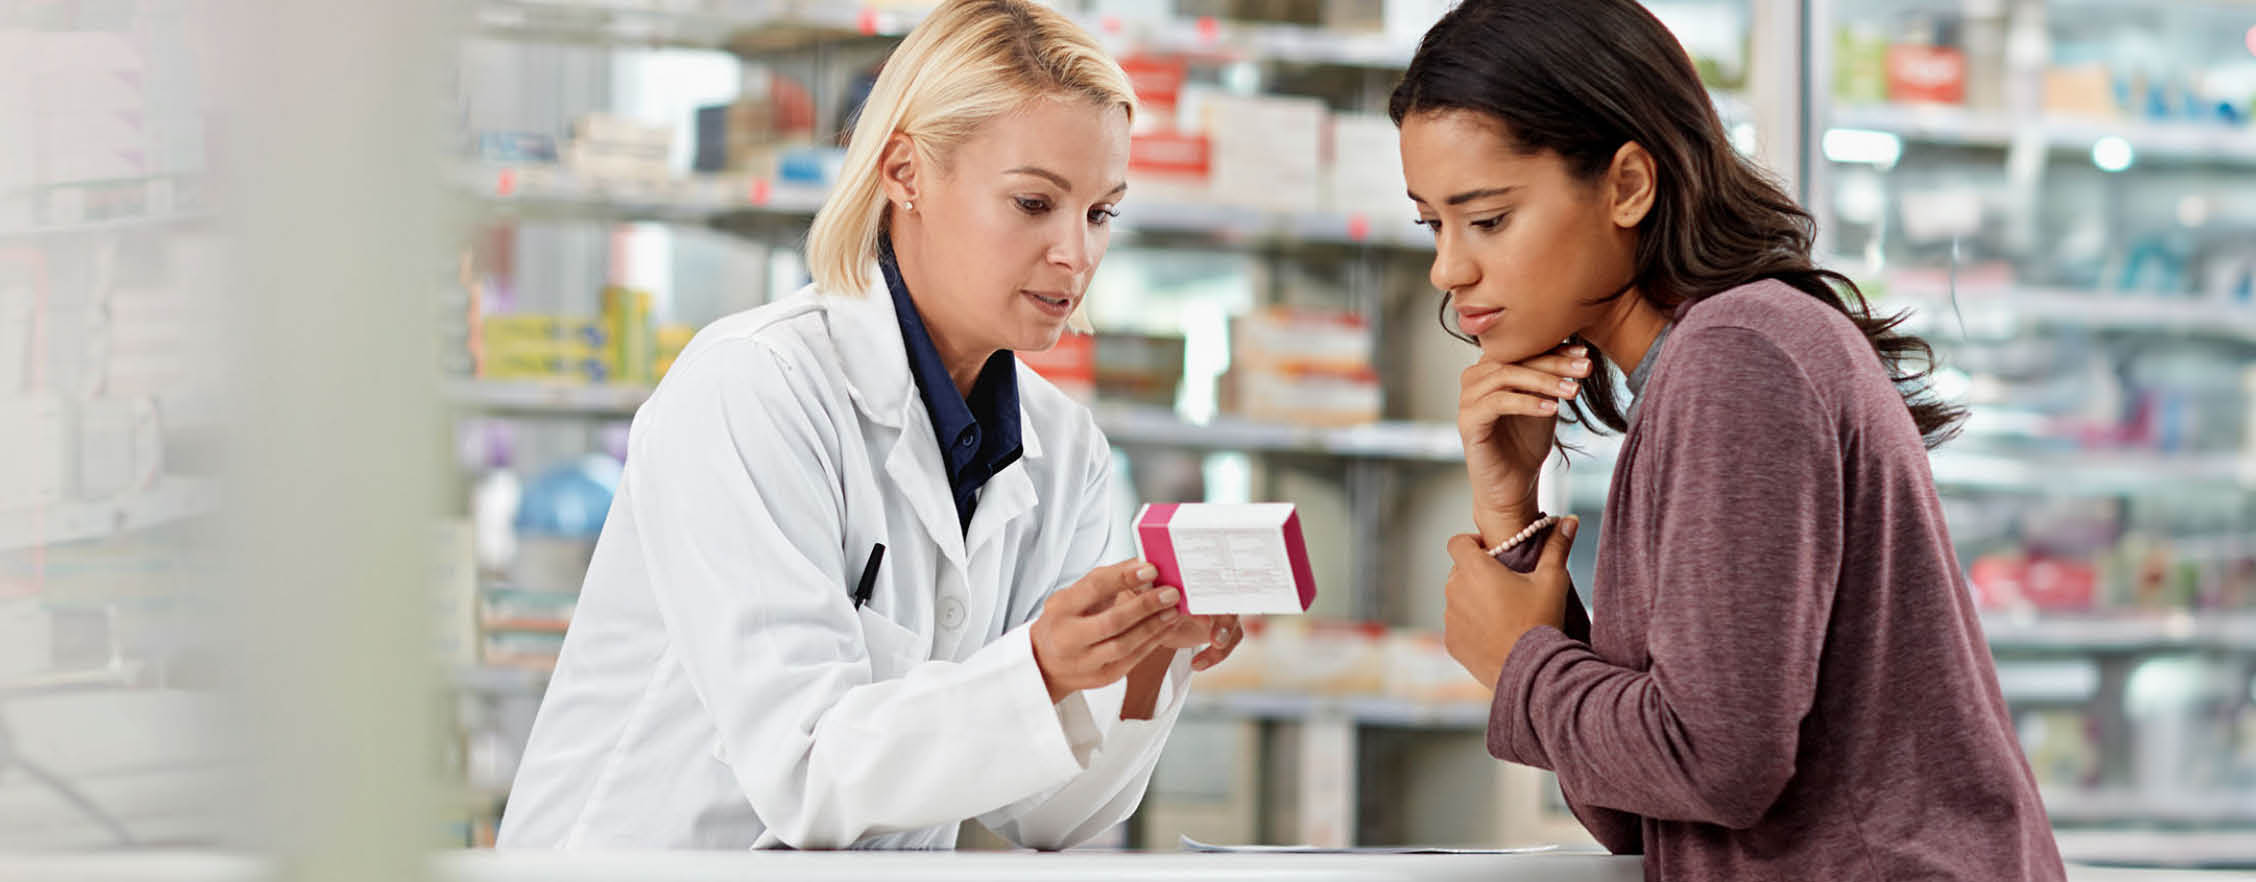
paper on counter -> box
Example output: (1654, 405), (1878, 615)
(1179, 835), (1559, 855)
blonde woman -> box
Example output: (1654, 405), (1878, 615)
(497, 0), (1240, 850)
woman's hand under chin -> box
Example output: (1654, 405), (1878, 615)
(1456, 341), (1594, 543)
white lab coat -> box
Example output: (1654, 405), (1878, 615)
(495, 275), (1193, 851)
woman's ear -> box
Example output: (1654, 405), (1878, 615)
(1607, 142), (1657, 229)
(878, 132), (919, 209)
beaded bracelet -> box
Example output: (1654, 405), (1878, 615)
(1485, 514), (1561, 560)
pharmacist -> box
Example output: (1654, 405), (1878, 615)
(495, 0), (1238, 851)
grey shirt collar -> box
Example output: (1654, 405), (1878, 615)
(1623, 321), (1674, 422)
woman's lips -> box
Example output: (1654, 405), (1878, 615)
(1023, 289), (1074, 318)
(1456, 305), (1504, 336)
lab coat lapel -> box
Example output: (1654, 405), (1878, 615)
(825, 272), (969, 570)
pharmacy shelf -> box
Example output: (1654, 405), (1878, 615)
(1562, 431), (2253, 503)
(1184, 690), (1490, 730)
(1925, 448), (2253, 497)
(1832, 103), (2256, 166)
(0, 479), (221, 553)
(1981, 612), (2256, 656)
(0, 663), (145, 696)
(2042, 788), (2256, 829)
(455, 665), (550, 696)
(462, 164), (1437, 252)
(1091, 403), (1461, 463)
(1878, 283), (2256, 342)
(460, 164), (829, 224)
(445, 379), (649, 418)
(0, 211), (214, 240)
(471, 0), (1426, 69)
(446, 380), (1470, 462)
(2056, 830), (2256, 869)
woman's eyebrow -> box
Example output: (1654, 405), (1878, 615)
(1408, 185), (1519, 207)
(1004, 166), (1129, 198)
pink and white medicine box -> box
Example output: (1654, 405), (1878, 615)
(1135, 503), (1318, 616)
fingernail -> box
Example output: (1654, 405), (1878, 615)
(1564, 517), (1580, 538)
(1558, 378), (1578, 394)
(1137, 565), (1159, 582)
(1569, 345), (1588, 357)
(1158, 588), (1181, 605)
(1539, 399), (1558, 412)
(1571, 358), (1592, 374)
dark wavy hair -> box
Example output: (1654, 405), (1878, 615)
(1389, 0), (1965, 448)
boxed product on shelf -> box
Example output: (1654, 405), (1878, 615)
(1886, 42), (1967, 106)
(602, 286), (656, 386)
(1120, 54), (1187, 136)
(1226, 307), (1382, 426)
(1259, 619), (1389, 694)
(1128, 130), (1213, 205)
(1383, 629), (1490, 705)
(2044, 65), (2119, 120)
(1970, 553), (2097, 612)
(482, 630), (564, 672)
(2015, 709), (2101, 792)
(691, 69), (817, 175)
(480, 586), (577, 636)
(1095, 332), (1187, 408)
(1195, 91), (1325, 214)
(565, 113), (674, 187)
(475, 131), (558, 165)
(1173, 0), (1383, 30)
(475, 313), (620, 385)
(1016, 332), (1096, 402)
(1232, 363), (1383, 427)
(655, 323), (695, 379)
(1326, 113), (1407, 221)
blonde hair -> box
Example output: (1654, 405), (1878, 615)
(805, 0), (1136, 316)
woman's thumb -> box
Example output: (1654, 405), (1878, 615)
(1542, 516), (1580, 570)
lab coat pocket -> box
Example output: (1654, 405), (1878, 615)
(855, 606), (924, 682)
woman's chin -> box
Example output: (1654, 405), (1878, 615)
(1478, 332), (1556, 364)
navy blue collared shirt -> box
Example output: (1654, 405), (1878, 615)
(878, 236), (1024, 533)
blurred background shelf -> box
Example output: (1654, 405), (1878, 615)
(1881, 284), (2256, 341)
(444, 380), (1470, 461)
(1981, 612), (2256, 655)
(0, 479), (221, 553)
(2042, 789), (2256, 828)
(460, 164), (1438, 252)
(1833, 103), (2256, 166)
(1184, 691), (1489, 730)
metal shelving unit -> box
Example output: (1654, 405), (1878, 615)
(1879, 284), (2256, 342)
(0, 479), (221, 554)
(461, 165), (1438, 253)
(1833, 103), (2256, 166)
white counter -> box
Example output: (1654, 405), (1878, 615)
(1, 848), (2250, 881)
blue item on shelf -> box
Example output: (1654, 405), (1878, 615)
(477, 131), (559, 164)
(515, 454), (623, 539)
(776, 147), (845, 186)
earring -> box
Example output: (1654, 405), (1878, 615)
(904, 200), (915, 213)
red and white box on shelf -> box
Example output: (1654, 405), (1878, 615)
(1136, 502), (1318, 616)
(1227, 306), (1383, 426)
(1261, 619), (1390, 695)
(1015, 331), (1096, 403)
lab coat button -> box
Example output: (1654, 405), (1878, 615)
(939, 597), (966, 630)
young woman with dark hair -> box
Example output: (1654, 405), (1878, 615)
(1399, 1), (2067, 878)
